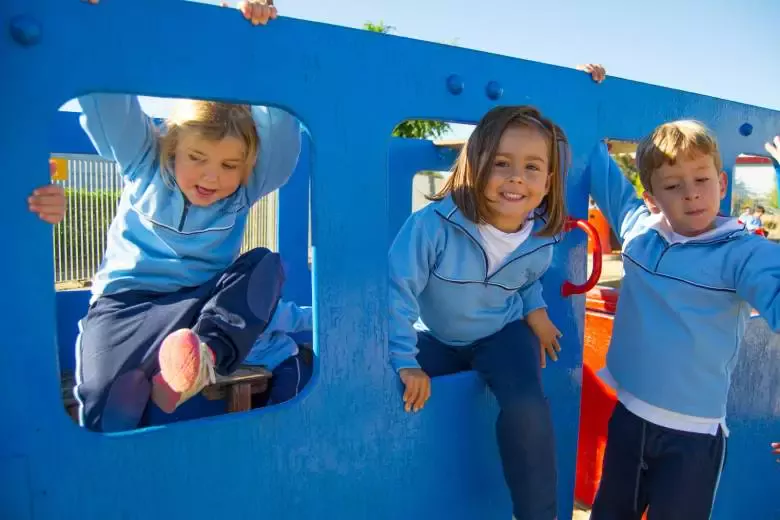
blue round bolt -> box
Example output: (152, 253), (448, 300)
(447, 74), (464, 95)
(485, 81), (503, 100)
(10, 15), (42, 46)
(739, 123), (753, 137)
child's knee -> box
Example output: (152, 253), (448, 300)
(246, 252), (285, 318)
(77, 368), (152, 432)
(240, 247), (276, 268)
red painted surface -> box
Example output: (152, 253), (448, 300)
(576, 291), (616, 507)
(562, 218), (603, 297)
(735, 155), (772, 165)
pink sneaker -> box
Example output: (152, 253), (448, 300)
(151, 329), (217, 413)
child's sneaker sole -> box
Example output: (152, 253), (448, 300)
(151, 328), (216, 413)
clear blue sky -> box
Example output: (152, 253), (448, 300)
(61, 0), (780, 195)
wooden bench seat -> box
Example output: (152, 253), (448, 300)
(61, 365), (272, 422)
(201, 365), (272, 412)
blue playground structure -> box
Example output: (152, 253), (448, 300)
(1, 1), (778, 519)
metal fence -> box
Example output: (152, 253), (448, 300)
(52, 154), (277, 286)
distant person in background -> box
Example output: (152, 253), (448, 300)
(744, 205), (765, 233)
(738, 205), (752, 223)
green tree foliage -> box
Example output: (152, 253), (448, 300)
(363, 21), (452, 140)
(363, 21), (395, 33)
(613, 153), (645, 197)
(392, 120), (451, 140)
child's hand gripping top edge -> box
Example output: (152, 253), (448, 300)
(772, 442), (780, 463)
(525, 308), (562, 368)
(399, 368), (431, 413)
(86, 0), (279, 26)
(576, 63), (607, 83)
(236, 0), (277, 25)
(220, 1), (278, 25)
(28, 160), (66, 225)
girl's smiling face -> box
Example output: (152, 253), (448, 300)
(482, 125), (551, 233)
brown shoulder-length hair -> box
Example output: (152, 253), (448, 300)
(429, 105), (569, 236)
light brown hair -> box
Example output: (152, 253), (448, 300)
(159, 100), (259, 185)
(635, 120), (722, 193)
(429, 105), (569, 236)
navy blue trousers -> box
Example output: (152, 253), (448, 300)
(74, 248), (284, 432)
(252, 350), (313, 408)
(416, 320), (557, 520)
(591, 402), (727, 520)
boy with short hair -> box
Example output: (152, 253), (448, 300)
(585, 120), (780, 519)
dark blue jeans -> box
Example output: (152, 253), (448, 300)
(253, 351), (313, 408)
(416, 320), (557, 520)
(75, 248), (284, 433)
(591, 402), (727, 520)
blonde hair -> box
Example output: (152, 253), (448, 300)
(429, 105), (569, 236)
(159, 100), (259, 185)
(635, 120), (722, 193)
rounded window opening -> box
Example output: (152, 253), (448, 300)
(732, 154), (778, 239)
(52, 93), (314, 433)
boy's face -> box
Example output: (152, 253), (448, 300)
(642, 152), (727, 237)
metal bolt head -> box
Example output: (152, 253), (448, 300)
(10, 15), (42, 46)
(486, 81), (503, 100)
(446, 74), (464, 96)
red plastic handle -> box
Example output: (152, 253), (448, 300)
(561, 217), (603, 297)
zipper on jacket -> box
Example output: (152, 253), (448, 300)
(442, 217), (556, 283)
(436, 209), (555, 284)
(178, 201), (190, 232)
(446, 220), (490, 281)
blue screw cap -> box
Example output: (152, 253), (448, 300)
(10, 15), (42, 46)
(446, 74), (464, 95)
(486, 81), (503, 100)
